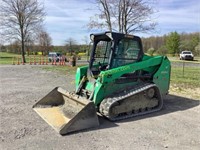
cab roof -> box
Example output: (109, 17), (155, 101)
(90, 31), (140, 42)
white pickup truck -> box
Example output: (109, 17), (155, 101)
(179, 51), (194, 60)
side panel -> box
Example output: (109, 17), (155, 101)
(153, 56), (171, 95)
(99, 56), (163, 84)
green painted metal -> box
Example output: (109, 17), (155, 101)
(74, 32), (171, 107)
(75, 54), (171, 106)
(75, 66), (88, 91)
(153, 56), (171, 95)
(99, 55), (162, 84)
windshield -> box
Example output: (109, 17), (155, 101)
(89, 40), (112, 76)
(183, 51), (192, 54)
(111, 38), (140, 68)
(89, 35), (142, 77)
(93, 40), (112, 65)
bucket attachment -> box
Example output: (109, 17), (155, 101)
(33, 87), (99, 135)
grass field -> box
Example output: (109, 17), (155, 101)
(171, 66), (200, 88)
(0, 52), (38, 64)
(0, 52), (51, 65)
(1, 52), (199, 88)
(169, 56), (200, 63)
(0, 52), (20, 64)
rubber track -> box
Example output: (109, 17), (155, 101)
(99, 83), (163, 121)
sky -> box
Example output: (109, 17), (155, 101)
(39, 0), (200, 45)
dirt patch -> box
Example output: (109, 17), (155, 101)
(170, 84), (200, 100)
(0, 65), (199, 150)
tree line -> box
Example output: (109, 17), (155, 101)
(142, 32), (200, 56)
(0, 39), (89, 56)
(1, 31), (200, 57)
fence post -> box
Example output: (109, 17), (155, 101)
(182, 61), (185, 77)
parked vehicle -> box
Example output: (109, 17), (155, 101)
(180, 51), (194, 60)
(48, 52), (66, 62)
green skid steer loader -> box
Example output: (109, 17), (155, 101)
(33, 32), (171, 135)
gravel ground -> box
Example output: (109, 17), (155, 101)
(0, 65), (200, 150)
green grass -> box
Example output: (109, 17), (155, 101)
(0, 52), (20, 64)
(171, 66), (200, 88)
(0, 52), (19, 57)
(168, 56), (200, 62)
(0, 52), (50, 65)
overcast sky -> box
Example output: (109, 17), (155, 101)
(40, 0), (200, 45)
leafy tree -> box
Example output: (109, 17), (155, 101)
(142, 35), (166, 53)
(166, 31), (180, 55)
(179, 35), (199, 53)
(142, 32), (199, 56)
(157, 45), (167, 55)
(191, 36), (199, 52)
(147, 47), (156, 56)
(179, 40), (191, 51)
(194, 43), (200, 56)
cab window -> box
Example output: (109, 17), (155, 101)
(111, 38), (140, 68)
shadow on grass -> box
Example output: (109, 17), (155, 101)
(67, 94), (199, 135)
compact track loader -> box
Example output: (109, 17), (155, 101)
(33, 32), (171, 135)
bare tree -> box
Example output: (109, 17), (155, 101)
(11, 40), (21, 54)
(82, 35), (90, 54)
(0, 37), (4, 52)
(65, 38), (77, 55)
(38, 30), (52, 55)
(88, 0), (156, 34)
(25, 36), (35, 56)
(82, 35), (89, 46)
(0, 0), (45, 62)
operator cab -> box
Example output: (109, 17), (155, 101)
(89, 32), (143, 77)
